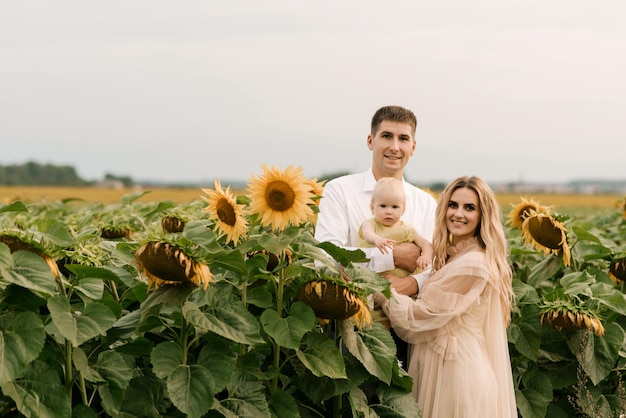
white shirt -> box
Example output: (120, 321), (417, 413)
(314, 168), (437, 288)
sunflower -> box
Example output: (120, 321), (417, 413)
(161, 215), (187, 233)
(135, 241), (214, 290)
(0, 233), (60, 279)
(297, 279), (372, 329)
(508, 197), (550, 229)
(202, 180), (248, 245)
(522, 212), (571, 267)
(609, 257), (626, 283)
(305, 177), (325, 225)
(246, 165), (315, 232)
(540, 298), (604, 336)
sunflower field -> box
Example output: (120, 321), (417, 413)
(0, 166), (624, 418)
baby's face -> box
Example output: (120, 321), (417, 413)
(371, 190), (405, 226)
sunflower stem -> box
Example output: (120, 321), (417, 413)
(180, 316), (189, 366)
(272, 254), (286, 392)
(65, 340), (73, 403)
(109, 280), (120, 302)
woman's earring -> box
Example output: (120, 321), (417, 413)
(448, 233), (453, 244)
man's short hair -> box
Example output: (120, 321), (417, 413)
(371, 105), (417, 136)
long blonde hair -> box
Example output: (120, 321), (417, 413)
(431, 176), (514, 324)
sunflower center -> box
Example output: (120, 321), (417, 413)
(611, 259), (626, 281)
(528, 216), (562, 249)
(517, 205), (534, 221)
(265, 180), (295, 212)
(216, 198), (237, 226)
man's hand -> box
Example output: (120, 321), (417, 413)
(384, 274), (418, 297)
(393, 242), (421, 273)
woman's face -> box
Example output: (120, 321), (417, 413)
(446, 187), (480, 245)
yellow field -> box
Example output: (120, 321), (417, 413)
(0, 186), (206, 205)
(1, 186), (623, 212)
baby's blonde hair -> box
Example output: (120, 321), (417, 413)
(371, 177), (405, 204)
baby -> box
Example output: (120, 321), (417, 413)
(359, 177), (433, 276)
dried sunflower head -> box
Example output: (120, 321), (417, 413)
(508, 197), (551, 229)
(135, 241), (214, 290)
(0, 232), (60, 279)
(297, 278), (372, 329)
(522, 211), (571, 267)
(161, 215), (187, 233)
(100, 226), (132, 239)
(609, 257), (626, 283)
(539, 297), (604, 336)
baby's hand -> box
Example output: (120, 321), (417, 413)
(374, 238), (395, 254)
(416, 255), (431, 270)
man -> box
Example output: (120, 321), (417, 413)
(315, 105), (436, 295)
(314, 105), (437, 367)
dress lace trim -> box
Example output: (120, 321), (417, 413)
(446, 237), (482, 261)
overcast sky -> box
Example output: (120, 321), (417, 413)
(1, 0), (624, 186)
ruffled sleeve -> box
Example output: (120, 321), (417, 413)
(373, 248), (490, 344)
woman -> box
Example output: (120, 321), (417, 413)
(373, 176), (517, 418)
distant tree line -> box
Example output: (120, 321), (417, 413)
(0, 161), (135, 187)
(0, 161), (87, 186)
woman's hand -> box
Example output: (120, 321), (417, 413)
(384, 273), (418, 297)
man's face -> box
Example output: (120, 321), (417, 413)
(367, 121), (416, 179)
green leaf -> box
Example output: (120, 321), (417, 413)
(590, 282), (626, 316)
(121, 190), (151, 204)
(206, 249), (248, 275)
(516, 368), (553, 418)
(74, 278), (105, 301)
(151, 341), (182, 379)
(527, 256), (562, 288)
(167, 365), (215, 418)
(260, 302), (315, 349)
(513, 279), (540, 305)
(341, 321), (396, 384)
(95, 350), (134, 417)
(247, 286), (273, 309)
(35, 217), (76, 247)
(183, 285), (264, 345)
(371, 385), (422, 418)
(72, 404), (99, 418)
(65, 264), (123, 281)
(0, 249), (57, 297)
(0, 201), (28, 213)
(317, 241), (369, 267)
(47, 296), (117, 346)
(509, 304), (542, 361)
(0, 312), (46, 384)
(0, 360), (71, 418)
(140, 283), (195, 311)
(296, 332), (347, 379)
(197, 334), (237, 391)
(220, 372), (271, 418)
(560, 271), (595, 297)
(348, 388), (376, 418)
(268, 389), (300, 418)
(119, 375), (166, 418)
(72, 347), (105, 383)
(568, 324), (623, 385)
(292, 353), (364, 404)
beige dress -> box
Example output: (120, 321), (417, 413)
(374, 238), (517, 418)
